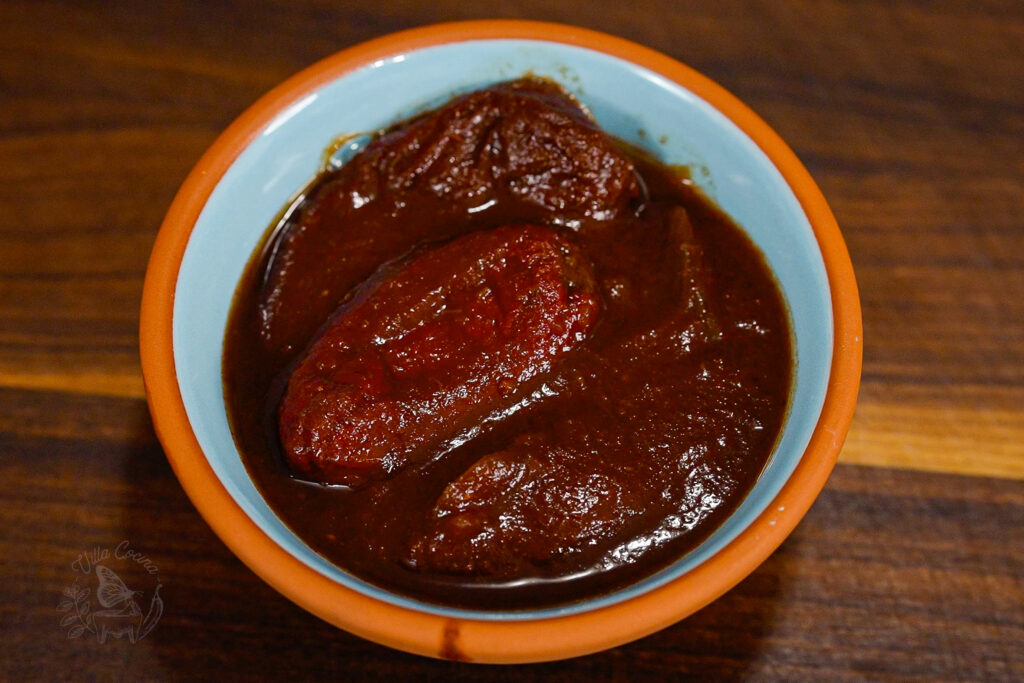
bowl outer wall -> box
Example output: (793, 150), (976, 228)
(139, 20), (862, 663)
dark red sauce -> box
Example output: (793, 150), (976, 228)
(223, 78), (792, 610)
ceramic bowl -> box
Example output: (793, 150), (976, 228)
(140, 20), (861, 663)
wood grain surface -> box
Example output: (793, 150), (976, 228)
(1, 0), (1021, 679)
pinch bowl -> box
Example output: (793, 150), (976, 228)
(140, 20), (862, 663)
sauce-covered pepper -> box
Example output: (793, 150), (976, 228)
(279, 224), (599, 487)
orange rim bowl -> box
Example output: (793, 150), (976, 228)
(140, 20), (862, 663)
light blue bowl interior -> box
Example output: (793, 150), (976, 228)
(174, 40), (832, 620)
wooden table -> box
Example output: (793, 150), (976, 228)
(2, 1), (1021, 679)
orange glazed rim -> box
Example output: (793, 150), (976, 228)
(140, 20), (862, 663)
